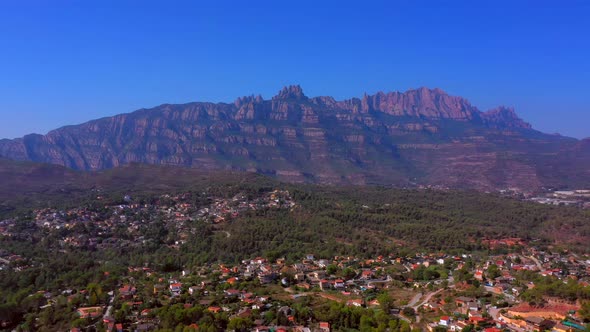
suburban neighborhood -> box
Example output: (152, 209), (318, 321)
(1, 189), (590, 332)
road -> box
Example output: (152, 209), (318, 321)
(402, 286), (444, 313)
(526, 255), (543, 271)
(413, 289), (443, 310)
(488, 305), (500, 321)
(406, 293), (422, 307)
(487, 306), (526, 332)
(447, 275), (455, 288)
(104, 294), (115, 319)
(403, 289), (444, 324)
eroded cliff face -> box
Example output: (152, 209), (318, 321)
(0, 86), (586, 190)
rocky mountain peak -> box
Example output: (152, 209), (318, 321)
(234, 94), (263, 107)
(0, 86), (587, 191)
(356, 87), (477, 120)
(414, 86), (446, 97)
(486, 105), (517, 115)
(272, 85), (307, 101)
(483, 106), (532, 129)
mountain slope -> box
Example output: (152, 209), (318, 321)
(0, 86), (587, 190)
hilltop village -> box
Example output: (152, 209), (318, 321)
(1, 189), (590, 332)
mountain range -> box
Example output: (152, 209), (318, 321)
(1, 86), (589, 191)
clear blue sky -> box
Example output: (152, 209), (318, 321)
(1, 1), (589, 139)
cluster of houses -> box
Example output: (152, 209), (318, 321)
(4, 189), (590, 331)
(0, 189), (296, 258)
(423, 248), (590, 332)
(0, 248), (26, 271)
(8, 244), (589, 332)
(195, 190), (295, 224)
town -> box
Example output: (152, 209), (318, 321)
(2, 238), (590, 331)
(1, 189), (590, 332)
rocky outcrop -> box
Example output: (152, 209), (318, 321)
(482, 106), (532, 129)
(0, 86), (587, 190)
(357, 87), (478, 120)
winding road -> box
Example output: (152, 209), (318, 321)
(413, 289), (443, 310)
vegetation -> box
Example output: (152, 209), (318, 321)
(1, 165), (590, 330)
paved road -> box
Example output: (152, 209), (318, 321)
(104, 294), (115, 319)
(406, 293), (422, 307)
(447, 276), (455, 288)
(413, 289), (443, 310)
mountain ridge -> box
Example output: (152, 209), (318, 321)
(0, 86), (587, 191)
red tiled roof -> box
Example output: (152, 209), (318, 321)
(207, 306), (221, 313)
(484, 328), (502, 332)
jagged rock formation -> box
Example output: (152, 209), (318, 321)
(0, 86), (587, 190)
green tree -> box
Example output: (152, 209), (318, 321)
(327, 264), (338, 275)
(377, 292), (395, 312)
(227, 317), (252, 332)
(402, 307), (415, 318)
(487, 264), (501, 279)
(579, 301), (590, 322)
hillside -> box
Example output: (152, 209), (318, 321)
(1, 86), (588, 191)
(0, 159), (272, 215)
(1, 160), (589, 253)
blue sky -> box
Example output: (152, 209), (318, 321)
(0, 1), (588, 139)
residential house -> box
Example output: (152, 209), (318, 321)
(347, 299), (363, 307)
(334, 279), (345, 289)
(77, 307), (103, 319)
(169, 283), (182, 295)
(320, 280), (331, 291)
(119, 284), (136, 299)
(207, 306), (222, 313)
(319, 321), (331, 332)
(360, 270), (374, 279)
(224, 289), (241, 297)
